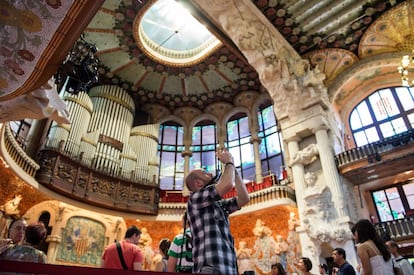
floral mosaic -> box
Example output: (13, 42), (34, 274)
(0, 0), (69, 96)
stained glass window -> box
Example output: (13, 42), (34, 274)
(158, 123), (185, 190)
(372, 182), (414, 222)
(226, 115), (255, 181)
(350, 86), (414, 146)
(190, 123), (218, 173)
(257, 105), (284, 180)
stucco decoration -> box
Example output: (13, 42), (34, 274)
(0, 80), (70, 124)
(289, 143), (319, 166)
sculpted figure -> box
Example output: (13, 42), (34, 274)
(0, 195), (22, 216)
(290, 143), (319, 166)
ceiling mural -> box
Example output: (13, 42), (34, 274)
(0, 0), (411, 116)
(0, 0), (71, 96)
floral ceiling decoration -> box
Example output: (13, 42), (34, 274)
(0, 0), (70, 96)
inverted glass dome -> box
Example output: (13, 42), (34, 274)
(138, 0), (221, 66)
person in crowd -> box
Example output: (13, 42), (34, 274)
(298, 257), (313, 275)
(332, 247), (356, 275)
(319, 263), (329, 275)
(351, 219), (393, 275)
(102, 225), (143, 271)
(167, 215), (193, 273)
(0, 222), (47, 264)
(386, 240), (414, 275)
(271, 262), (287, 275)
(153, 238), (171, 272)
(0, 218), (27, 255)
(185, 148), (249, 275)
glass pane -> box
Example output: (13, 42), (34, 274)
(379, 122), (395, 138)
(396, 87), (414, 111)
(261, 105), (276, 129)
(229, 146), (241, 167)
(407, 113), (414, 128)
(259, 141), (267, 159)
(378, 89), (399, 117)
(227, 120), (239, 141)
(392, 117), (408, 134)
(357, 101), (373, 126)
(365, 127), (380, 143)
(192, 126), (201, 145)
(403, 183), (414, 209)
(202, 151), (216, 172)
(265, 133), (281, 156)
(389, 199), (405, 219)
(190, 152), (201, 170)
(268, 155), (283, 177)
(403, 183), (414, 195)
(177, 126), (184, 145)
(385, 187), (399, 199)
(354, 131), (368, 147)
(242, 165), (256, 182)
(163, 126), (177, 144)
(373, 191), (393, 222)
(240, 143), (254, 166)
(350, 110), (362, 130)
(240, 136), (250, 145)
(202, 125), (216, 144)
(261, 159), (270, 175)
(239, 116), (250, 138)
(264, 125), (277, 136)
(228, 140), (239, 148)
(369, 92), (387, 121)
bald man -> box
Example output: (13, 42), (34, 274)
(185, 148), (249, 275)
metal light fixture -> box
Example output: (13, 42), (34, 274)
(55, 36), (100, 95)
(398, 52), (414, 87)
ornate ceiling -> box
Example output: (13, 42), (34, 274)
(1, 0), (413, 115)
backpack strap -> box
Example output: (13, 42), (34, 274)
(116, 241), (128, 270)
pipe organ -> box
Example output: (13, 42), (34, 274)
(45, 85), (160, 186)
(39, 85), (160, 214)
(88, 85), (134, 174)
(129, 124), (160, 185)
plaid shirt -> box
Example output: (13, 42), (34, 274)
(187, 184), (240, 275)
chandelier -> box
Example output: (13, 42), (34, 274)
(398, 52), (414, 87)
(55, 36), (100, 95)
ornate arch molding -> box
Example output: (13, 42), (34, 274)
(329, 53), (403, 125)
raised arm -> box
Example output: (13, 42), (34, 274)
(215, 149), (235, 197)
(234, 169), (249, 207)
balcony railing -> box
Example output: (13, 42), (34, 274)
(375, 217), (414, 240)
(335, 129), (414, 167)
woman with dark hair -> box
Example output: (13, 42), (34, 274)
(153, 238), (171, 272)
(271, 262), (287, 275)
(351, 219), (393, 275)
(298, 257), (313, 275)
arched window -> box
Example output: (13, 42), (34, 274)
(257, 104), (285, 179)
(158, 122), (185, 190)
(226, 114), (255, 180)
(190, 121), (218, 173)
(350, 86), (414, 146)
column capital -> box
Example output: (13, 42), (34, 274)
(250, 136), (262, 144)
(46, 235), (62, 243)
(311, 124), (329, 134)
(181, 149), (193, 157)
